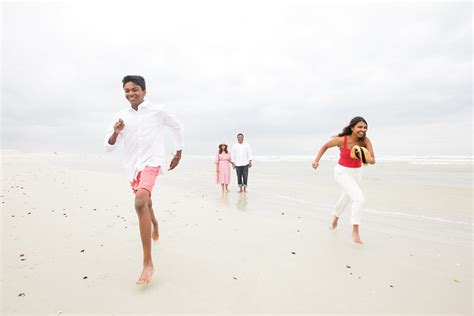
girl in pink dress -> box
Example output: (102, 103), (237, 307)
(215, 142), (234, 192)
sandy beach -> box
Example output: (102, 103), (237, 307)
(1, 150), (472, 315)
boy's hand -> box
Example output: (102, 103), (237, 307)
(168, 151), (182, 171)
(113, 119), (125, 134)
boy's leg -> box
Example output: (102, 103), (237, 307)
(135, 189), (154, 284)
(148, 199), (159, 241)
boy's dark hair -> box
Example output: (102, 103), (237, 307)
(237, 133), (244, 137)
(122, 75), (146, 91)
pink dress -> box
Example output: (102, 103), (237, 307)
(215, 152), (232, 184)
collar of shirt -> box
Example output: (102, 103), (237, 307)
(128, 99), (150, 112)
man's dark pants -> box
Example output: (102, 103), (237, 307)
(235, 164), (249, 187)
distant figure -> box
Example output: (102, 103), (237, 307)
(231, 133), (253, 193)
(104, 75), (183, 284)
(312, 117), (375, 244)
(215, 142), (233, 193)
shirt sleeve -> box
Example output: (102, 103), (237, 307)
(247, 143), (253, 161)
(162, 108), (184, 151)
(104, 116), (123, 152)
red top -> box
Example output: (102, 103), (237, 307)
(338, 136), (362, 168)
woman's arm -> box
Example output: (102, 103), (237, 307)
(365, 137), (376, 164)
(312, 137), (342, 169)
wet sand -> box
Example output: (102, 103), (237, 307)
(1, 151), (472, 315)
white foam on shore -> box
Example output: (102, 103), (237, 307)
(270, 192), (472, 227)
(364, 208), (473, 226)
(253, 155), (473, 165)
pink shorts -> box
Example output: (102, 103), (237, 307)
(130, 166), (160, 194)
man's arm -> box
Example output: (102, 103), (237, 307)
(247, 143), (253, 167)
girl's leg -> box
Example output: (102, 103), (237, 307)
(332, 191), (350, 229)
(334, 166), (365, 242)
(352, 224), (363, 244)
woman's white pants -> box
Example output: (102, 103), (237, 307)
(333, 164), (364, 225)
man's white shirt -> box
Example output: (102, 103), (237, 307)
(104, 100), (183, 181)
(231, 142), (253, 167)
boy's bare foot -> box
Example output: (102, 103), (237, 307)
(152, 225), (159, 242)
(136, 264), (154, 285)
(329, 216), (338, 230)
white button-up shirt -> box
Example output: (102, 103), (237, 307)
(231, 142), (253, 167)
(104, 100), (184, 181)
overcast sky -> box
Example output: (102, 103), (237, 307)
(1, 0), (472, 157)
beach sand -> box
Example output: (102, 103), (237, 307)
(1, 151), (472, 315)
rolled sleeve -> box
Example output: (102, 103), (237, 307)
(163, 108), (184, 151)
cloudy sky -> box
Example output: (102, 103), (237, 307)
(2, 0), (472, 157)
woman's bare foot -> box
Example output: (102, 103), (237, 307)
(152, 224), (159, 242)
(329, 216), (338, 230)
(352, 234), (363, 244)
(136, 264), (154, 285)
(352, 224), (363, 244)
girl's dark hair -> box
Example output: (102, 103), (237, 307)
(122, 75), (146, 91)
(338, 116), (368, 144)
(218, 144), (228, 154)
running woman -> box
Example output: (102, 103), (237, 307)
(312, 117), (375, 244)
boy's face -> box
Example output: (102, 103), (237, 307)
(123, 82), (146, 107)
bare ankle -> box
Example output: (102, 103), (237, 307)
(143, 260), (153, 267)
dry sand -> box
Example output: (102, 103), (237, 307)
(1, 151), (472, 315)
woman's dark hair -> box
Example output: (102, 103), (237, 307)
(338, 116), (368, 144)
(122, 75), (146, 91)
(218, 144), (228, 154)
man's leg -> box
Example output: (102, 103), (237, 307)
(135, 189), (154, 284)
(148, 199), (159, 242)
(242, 165), (249, 192)
(236, 166), (243, 192)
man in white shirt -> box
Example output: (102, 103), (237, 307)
(231, 133), (253, 193)
(105, 75), (183, 285)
